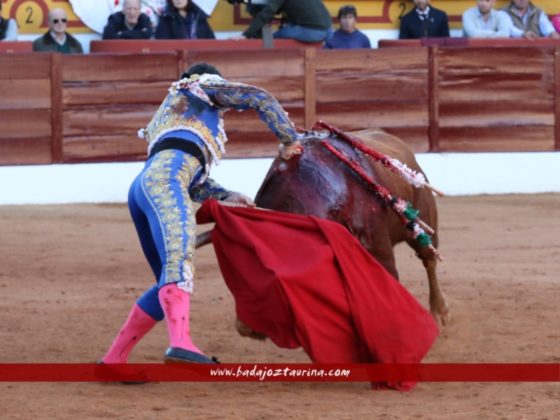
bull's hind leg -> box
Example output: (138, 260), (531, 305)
(411, 239), (450, 326)
(423, 256), (450, 326)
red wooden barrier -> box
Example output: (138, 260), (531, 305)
(0, 41), (33, 53)
(379, 38), (560, 48)
(1, 42), (560, 166)
(90, 39), (321, 54)
(0, 54), (53, 164)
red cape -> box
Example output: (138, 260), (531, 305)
(197, 200), (439, 389)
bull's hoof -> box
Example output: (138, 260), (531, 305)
(430, 301), (451, 326)
(164, 347), (218, 364)
(235, 318), (267, 340)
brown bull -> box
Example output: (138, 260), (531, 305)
(253, 127), (450, 326)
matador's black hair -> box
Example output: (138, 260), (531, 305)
(181, 62), (222, 79)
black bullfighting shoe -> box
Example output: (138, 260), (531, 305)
(95, 361), (148, 385)
(164, 347), (218, 364)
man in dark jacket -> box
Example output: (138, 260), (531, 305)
(399, 0), (449, 39)
(238, 0), (332, 43)
(102, 0), (153, 40)
(32, 8), (83, 53)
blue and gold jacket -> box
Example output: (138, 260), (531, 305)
(140, 74), (299, 169)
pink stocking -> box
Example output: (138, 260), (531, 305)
(102, 303), (157, 363)
(158, 283), (202, 354)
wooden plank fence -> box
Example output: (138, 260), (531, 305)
(1, 41), (560, 165)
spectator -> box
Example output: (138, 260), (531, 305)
(0, 1), (18, 41)
(236, 0), (332, 43)
(399, 0), (450, 39)
(102, 0), (153, 39)
(324, 4), (371, 49)
(463, 0), (512, 38)
(502, 0), (560, 39)
(32, 8), (83, 53)
(155, 0), (215, 39)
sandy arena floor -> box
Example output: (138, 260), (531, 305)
(0, 194), (559, 419)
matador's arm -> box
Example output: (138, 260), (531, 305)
(189, 177), (232, 203)
(200, 78), (300, 145)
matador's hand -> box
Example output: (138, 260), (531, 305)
(224, 191), (256, 208)
(279, 141), (303, 160)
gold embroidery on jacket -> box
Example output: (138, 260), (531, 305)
(144, 91), (226, 164)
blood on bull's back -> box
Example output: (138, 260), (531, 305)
(255, 128), (449, 326)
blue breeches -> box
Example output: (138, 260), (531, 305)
(129, 150), (203, 320)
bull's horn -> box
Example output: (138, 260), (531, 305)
(195, 229), (213, 249)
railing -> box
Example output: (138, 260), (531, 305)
(0, 41), (33, 53)
(89, 39), (322, 53)
(1, 39), (560, 165)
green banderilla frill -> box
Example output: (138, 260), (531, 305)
(403, 203), (420, 221)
